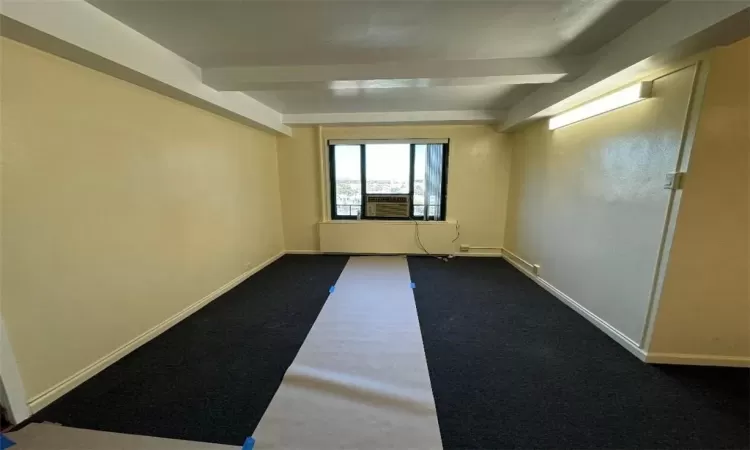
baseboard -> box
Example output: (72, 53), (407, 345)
(290, 250), (465, 257)
(501, 254), (647, 361)
(27, 251), (285, 413)
(646, 352), (750, 367)
(286, 249), (503, 258)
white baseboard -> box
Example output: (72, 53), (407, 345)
(27, 251), (285, 413)
(500, 253), (749, 368)
(454, 252), (504, 258)
(646, 352), (750, 367)
(286, 250), (500, 257)
(501, 254), (647, 361)
(286, 249), (502, 258)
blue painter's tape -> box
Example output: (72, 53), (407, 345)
(242, 436), (255, 450)
(0, 434), (16, 449)
(329, 285), (335, 293)
(410, 282), (416, 289)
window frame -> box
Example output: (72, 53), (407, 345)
(329, 141), (449, 221)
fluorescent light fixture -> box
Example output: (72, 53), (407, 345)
(549, 82), (652, 130)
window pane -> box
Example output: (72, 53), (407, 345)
(333, 145), (361, 216)
(365, 144), (410, 194)
(413, 145), (426, 214)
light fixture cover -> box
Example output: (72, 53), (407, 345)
(549, 82), (652, 130)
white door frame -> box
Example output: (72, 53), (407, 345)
(0, 18), (30, 424)
(0, 315), (30, 424)
(640, 59), (710, 350)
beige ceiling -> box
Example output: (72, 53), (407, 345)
(88, 0), (666, 115)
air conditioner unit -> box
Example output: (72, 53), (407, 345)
(365, 194), (410, 218)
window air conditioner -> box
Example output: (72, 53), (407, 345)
(365, 194), (410, 218)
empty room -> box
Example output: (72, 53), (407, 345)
(1, 1), (748, 449)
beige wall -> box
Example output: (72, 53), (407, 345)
(505, 65), (697, 346)
(1, 38), (284, 402)
(277, 126), (322, 252)
(278, 124), (511, 254)
(318, 221), (459, 255)
(647, 38), (750, 360)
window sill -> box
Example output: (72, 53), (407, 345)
(319, 219), (456, 225)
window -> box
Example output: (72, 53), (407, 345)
(331, 145), (362, 218)
(329, 141), (448, 220)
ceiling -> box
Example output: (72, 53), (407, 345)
(88, 0), (666, 116)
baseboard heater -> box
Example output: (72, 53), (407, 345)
(502, 249), (540, 276)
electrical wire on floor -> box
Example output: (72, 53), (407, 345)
(412, 217), (450, 262)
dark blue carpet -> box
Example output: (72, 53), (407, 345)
(408, 256), (749, 450)
(32, 254), (349, 445)
(30, 254), (748, 449)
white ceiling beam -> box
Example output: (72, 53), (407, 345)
(0, 0), (291, 136)
(235, 75), (569, 92)
(283, 110), (502, 126)
(203, 58), (581, 92)
(502, 1), (750, 130)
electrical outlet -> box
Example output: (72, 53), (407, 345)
(459, 245), (470, 252)
(532, 264), (541, 276)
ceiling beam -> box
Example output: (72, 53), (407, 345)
(0, 0), (291, 136)
(203, 58), (582, 92)
(234, 75), (569, 93)
(502, 1), (750, 130)
(283, 110), (502, 126)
